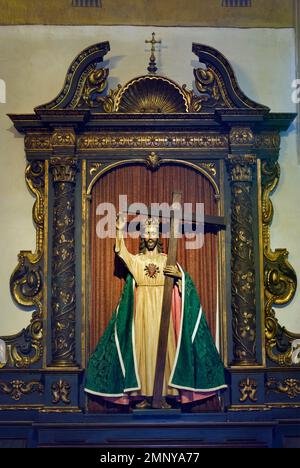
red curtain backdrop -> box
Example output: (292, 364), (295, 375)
(88, 163), (219, 411)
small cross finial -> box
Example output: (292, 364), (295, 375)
(145, 32), (161, 74)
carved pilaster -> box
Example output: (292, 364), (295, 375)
(228, 154), (257, 365)
(50, 129), (78, 367)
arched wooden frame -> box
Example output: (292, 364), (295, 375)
(87, 159), (220, 197)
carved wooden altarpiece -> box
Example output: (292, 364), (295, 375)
(1, 41), (300, 446)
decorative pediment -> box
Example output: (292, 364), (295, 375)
(34, 40), (269, 114)
(192, 43), (269, 111)
(35, 41), (110, 111)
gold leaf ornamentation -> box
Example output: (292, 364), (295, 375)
(262, 160), (298, 366)
(3, 162), (45, 368)
(51, 380), (71, 404)
(145, 152), (161, 171)
(89, 162), (103, 175)
(266, 378), (300, 399)
(78, 67), (109, 108)
(239, 378), (258, 402)
(227, 156), (257, 364)
(0, 379), (44, 401)
(78, 133), (228, 150)
(114, 76), (188, 113)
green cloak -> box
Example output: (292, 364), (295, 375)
(85, 272), (226, 397)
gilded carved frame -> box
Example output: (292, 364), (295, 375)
(1, 41), (299, 411)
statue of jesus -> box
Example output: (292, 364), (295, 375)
(84, 214), (226, 408)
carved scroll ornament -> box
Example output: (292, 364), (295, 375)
(262, 160), (298, 366)
(0, 379), (44, 401)
(266, 378), (300, 399)
(2, 161), (45, 368)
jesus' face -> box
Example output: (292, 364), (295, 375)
(143, 226), (159, 251)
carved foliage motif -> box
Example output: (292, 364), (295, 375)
(0, 379), (44, 401)
(262, 160), (298, 366)
(78, 133), (228, 150)
(89, 162), (102, 175)
(98, 85), (122, 113)
(67, 60), (239, 113)
(85, 58), (268, 114)
(145, 152), (161, 171)
(198, 162), (217, 178)
(76, 67), (109, 109)
(192, 66), (232, 111)
(4, 162), (45, 368)
(230, 128), (255, 146)
(239, 377), (258, 402)
(51, 380), (71, 404)
(25, 134), (51, 150)
(51, 129), (76, 148)
(230, 163), (252, 182)
(228, 157), (257, 364)
(266, 378), (300, 399)
(51, 156), (77, 183)
(50, 157), (78, 366)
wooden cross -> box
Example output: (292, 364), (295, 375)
(123, 193), (226, 409)
(152, 191), (182, 408)
(145, 32), (161, 74)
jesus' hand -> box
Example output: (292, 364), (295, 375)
(163, 265), (182, 279)
(116, 213), (126, 231)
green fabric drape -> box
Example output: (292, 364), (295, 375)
(85, 273), (226, 397)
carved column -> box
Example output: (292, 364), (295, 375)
(228, 131), (258, 365)
(50, 128), (78, 367)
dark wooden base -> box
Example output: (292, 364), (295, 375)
(1, 408), (300, 448)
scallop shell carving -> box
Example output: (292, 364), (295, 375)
(115, 76), (188, 113)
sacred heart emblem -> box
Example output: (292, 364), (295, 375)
(144, 263), (160, 279)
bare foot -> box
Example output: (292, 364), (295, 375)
(135, 399), (151, 409)
(161, 398), (172, 409)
